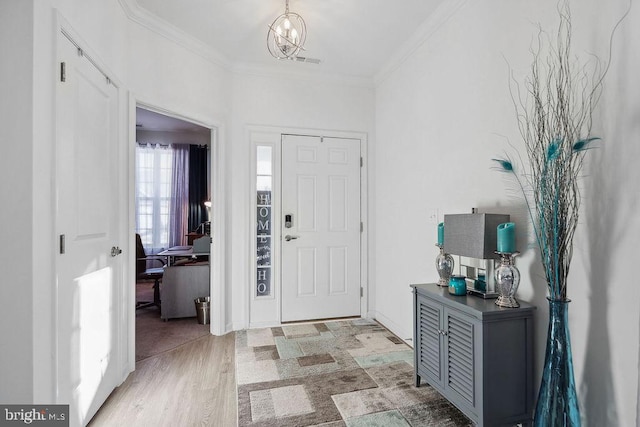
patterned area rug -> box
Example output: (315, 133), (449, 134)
(235, 319), (471, 426)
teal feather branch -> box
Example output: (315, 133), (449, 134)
(572, 137), (600, 152)
(546, 140), (560, 161)
(494, 0), (608, 301)
(492, 158), (514, 172)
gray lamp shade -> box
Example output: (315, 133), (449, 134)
(443, 213), (510, 259)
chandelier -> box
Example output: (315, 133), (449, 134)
(266, 0), (307, 60)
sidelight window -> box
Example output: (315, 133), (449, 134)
(256, 146), (273, 298)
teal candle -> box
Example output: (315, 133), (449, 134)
(497, 222), (516, 253)
(449, 275), (467, 296)
(437, 222), (444, 246)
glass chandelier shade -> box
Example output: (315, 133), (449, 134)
(267, 0), (307, 60)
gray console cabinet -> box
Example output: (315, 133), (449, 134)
(411, 283), (535, 426)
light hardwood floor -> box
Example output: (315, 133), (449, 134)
(89, 332), (237, 426)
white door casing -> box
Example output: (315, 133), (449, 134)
(281, 134), (361, 322)
(56, 31), (122, 425)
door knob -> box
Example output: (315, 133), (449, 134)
(284, 235), (299, 241)
(111, 246), (122, 257)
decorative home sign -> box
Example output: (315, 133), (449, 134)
(256, 190), (272, 297)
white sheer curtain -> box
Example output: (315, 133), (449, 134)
(135, 142), (193, 252)
(169, 145), (189, 247)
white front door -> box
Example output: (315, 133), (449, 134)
(56, 33), (123, 425)
(281, 134), (361, 322)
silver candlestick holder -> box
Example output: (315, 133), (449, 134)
(435, 244), (454, 287)
(494, 251), (521, 308)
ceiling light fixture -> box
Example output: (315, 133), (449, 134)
(266, 0), (307, 60)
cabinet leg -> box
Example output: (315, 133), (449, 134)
(414, 373), (421, 387)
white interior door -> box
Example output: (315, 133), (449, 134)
(281, 135), (361, 322)
(56, 33), (122, 425)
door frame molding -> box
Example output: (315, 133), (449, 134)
(247, 125), (369, 327)
(126, 98), (227, 371)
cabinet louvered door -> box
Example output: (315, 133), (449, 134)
(417, 296), (444, 387)
(445, 309), (476, 407)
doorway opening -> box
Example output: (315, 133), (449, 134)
(134, 106), (213, 361)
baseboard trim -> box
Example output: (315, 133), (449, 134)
(371, 310), (413, 347)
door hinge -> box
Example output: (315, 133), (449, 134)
(59, 234), (66, 254)
(60, 62), (66, 82)
(360, 157), (363, 167)
(360, 222), (363, 232)
(360, 287), (364, 297)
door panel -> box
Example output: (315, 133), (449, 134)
(329, 176), (348, 231)
(297, 175), (317, 231)
(281, 135), (360, 322)
(296, 247), (317, 296)
(56, 33), (122, 425)
(328, 246), (347, 294)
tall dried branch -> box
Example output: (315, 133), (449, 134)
(494, 1), (609, 300)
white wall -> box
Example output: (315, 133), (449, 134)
(125, 19), (230, 123)
(373, 0), (640, 424)
(0, 0), (35, 403)
(229, 73), (375, 328)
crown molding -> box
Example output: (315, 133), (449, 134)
(118, 0), (374, 89)
(118, 0), (230, 69)
(374, 0), (470, 86)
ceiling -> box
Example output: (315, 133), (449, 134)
(130, 0), (447, 80)
(136, 107), (210, 134)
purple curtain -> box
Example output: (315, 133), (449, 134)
(169, 145), (189, 247)
(188, 145), (208, 233)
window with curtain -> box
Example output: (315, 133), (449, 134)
(136, 142), (205, 253)
(135, 144), (175, 253)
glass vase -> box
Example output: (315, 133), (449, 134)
(534, 298), (581, 427)
(435, 244), (454, 287)
(494, 252), (520, 308)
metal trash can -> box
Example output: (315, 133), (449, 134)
(194, 296), (210, 325)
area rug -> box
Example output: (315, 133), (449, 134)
(235, 319), (471, 427)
